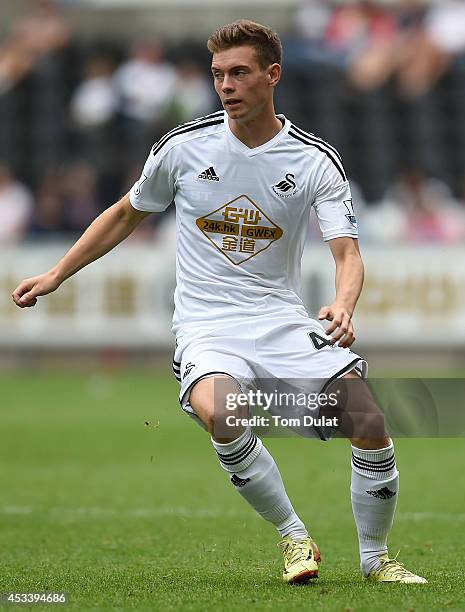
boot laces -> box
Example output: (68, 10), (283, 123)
(379, 551), (416, 579)
(278, 539), (310, 566)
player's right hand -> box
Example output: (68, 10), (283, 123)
(12, 272), (61, 308)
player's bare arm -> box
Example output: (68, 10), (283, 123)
(12, 193), (150, 308)
(318, 237), (364, 348)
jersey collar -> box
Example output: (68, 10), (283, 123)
(224, 111), (290, 157)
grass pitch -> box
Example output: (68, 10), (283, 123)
(1, 371), (464, 611)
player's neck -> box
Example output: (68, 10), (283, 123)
(228, 106), (283, 149)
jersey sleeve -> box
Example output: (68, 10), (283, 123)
(129, 145), (176, 213)
(311, 158), (358, 241)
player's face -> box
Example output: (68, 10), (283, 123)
(211, 45), (279, 121)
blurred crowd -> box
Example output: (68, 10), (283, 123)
(293, 0), (465, 97)
(1, 0), (465, 244)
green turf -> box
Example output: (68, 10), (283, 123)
(1, 371), (464, 611)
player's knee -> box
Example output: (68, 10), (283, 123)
(345, 411), (388, 441)
(189, 382), (215, 431)
(205, 415), (217, 435)
(189, 375), (246, 440)
(333, 373), (388, 441)
(350, 436), (391, 450)
(198, 404), (217, 435)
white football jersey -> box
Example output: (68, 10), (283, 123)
(129, 111), (358, 338)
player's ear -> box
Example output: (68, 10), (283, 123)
(268, 63), (281, 87)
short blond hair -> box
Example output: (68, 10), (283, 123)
(207, 20), (282, 69)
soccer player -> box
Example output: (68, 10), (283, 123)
(12, 20), (426, 585)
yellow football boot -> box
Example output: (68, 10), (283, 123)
(278, 535), (321, 584)
(366, 553), (428, 584)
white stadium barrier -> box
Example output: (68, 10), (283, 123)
(1, 243), (464, 349)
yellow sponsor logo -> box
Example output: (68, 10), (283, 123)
(196, 219), (239, 235)
(196, 195), (283, 265)
(241, 225), (283, 239)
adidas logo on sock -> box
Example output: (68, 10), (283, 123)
(366, 487), (396, 499)
(230, 474), (250, 487)
(198, 166), (220, 181)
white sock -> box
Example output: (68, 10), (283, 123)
(351, 442), (399, 575)
(212, 428), (308, 540)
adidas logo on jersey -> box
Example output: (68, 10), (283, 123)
(198, 166), (220, 181)
(272, 173), (298, 197)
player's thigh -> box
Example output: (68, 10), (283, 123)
(190, 375), (247, 442)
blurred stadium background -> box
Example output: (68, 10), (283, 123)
(1, 0), (465, 368)
(1, 2), (465, 610)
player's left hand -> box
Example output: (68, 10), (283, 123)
(318, 303), (355, 348)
